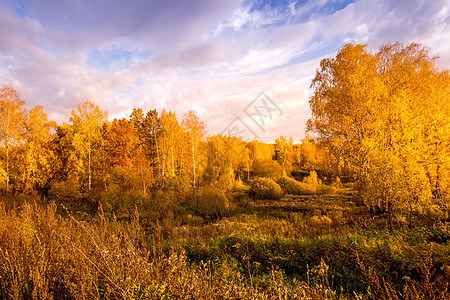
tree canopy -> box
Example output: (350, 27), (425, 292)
(307, 42), (450, 227)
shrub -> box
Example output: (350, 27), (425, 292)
(100, 184), (149, 214)
(100, 183), (123, 212)
(303, 170), (320, 187)
(250, 178), (283, 199)
(285, 171), (336, 195)
(277, 176), (305, 195)
(48, 177), (83, 205)
(232, 176), (246, 191)
(149, 189), (183, 223)
(276, 174), (337, 196)
(317, 185), (337, 195)
(197, 187), (229, 218)
(334, 176), (344, 188)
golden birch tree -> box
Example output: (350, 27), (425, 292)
(0, 85), (26, 193)
(308, 42), (450, 227)
(22, 105), (57, 192)
(70, 100), (107, 191)
(182, 110), (206, 205)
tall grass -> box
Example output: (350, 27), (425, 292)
(0, 202), (352, 299)
(0, 189), (449, 299)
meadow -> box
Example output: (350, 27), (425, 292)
(0, 184), (448, 299)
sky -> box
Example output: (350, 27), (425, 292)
(1, 0), (449, 142)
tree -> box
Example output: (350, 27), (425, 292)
(307, 42), (450, 227)
(21, 105), (57, 192)
(248, 140), (273, 161)
(182, 110), (206, 205)
(103, 118), (135, 168)
(0, 85), (27, 193)
(252, 158), (283, 180)
(129, 108), (155, 194)
(70, 100), (107, 191)
(204, 135), (250, 187)
(308, 43), (381, 179)
(274, 136), (294, 173)
(143, 109), (162, 182)
(50, 122), (74, 182)
(159, 110), (181, 178)
(296, 136), (320, 171)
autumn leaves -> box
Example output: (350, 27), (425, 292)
(308, 42), (450, 227)
(0, 41), (448, 222)
(0, 86), (56, 193)
(0, 92), (206, 198)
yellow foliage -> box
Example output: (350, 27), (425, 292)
(308, 42), (450, 216)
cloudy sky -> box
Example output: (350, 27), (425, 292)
(1, 0), (449, 142)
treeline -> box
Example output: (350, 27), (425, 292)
(1, 41), (449, 224)
(0, 86), (333, 210)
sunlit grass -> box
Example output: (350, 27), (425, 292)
(0, 189), (449, 299)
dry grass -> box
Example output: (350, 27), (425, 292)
(0, 188), (449, 299)
(356, 246), (450, 300)
(0, 202), (354, 299)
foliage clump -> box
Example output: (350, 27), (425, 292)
(250, 177), (283, 199)
(307, 42), (450, 226)
(48, 177), (83, 205)
(197, 186), (229, 218)
(277, 172), (337, 195)
(277, 176), (305, 195)
(252, 158), (283, 180)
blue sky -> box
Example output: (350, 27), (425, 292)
(1, 0), (449, 142)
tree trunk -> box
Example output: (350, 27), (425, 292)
(160, 131), (166, 184)
(171, 134), (175, 177)
(192, 142), (196, 209)
(153, 134), (162, 182)
(435, 165), (442, 199)
(409, 202), (413, 228)
(5, 142), (9, 193)
(180, 148), (184, 175)
(388, 200), (392, 232)
(88, 145), (91, 190)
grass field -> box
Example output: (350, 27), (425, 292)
(0, 189), (449, 299)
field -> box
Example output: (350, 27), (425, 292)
(0, 188), (449, 299)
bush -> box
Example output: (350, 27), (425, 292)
(334, 176), (344, 189)
(277, 176), (305, 195)
(48, 177), (83, 205)
(250, 178), (283, 200)
(232, 177), (246, 191)
(197, 187), (229, 218)
(276, 174), (337, 195)
(100, 184), (149, 214)
(317, 185), (337, 195)
(303, 170), (320, 186)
